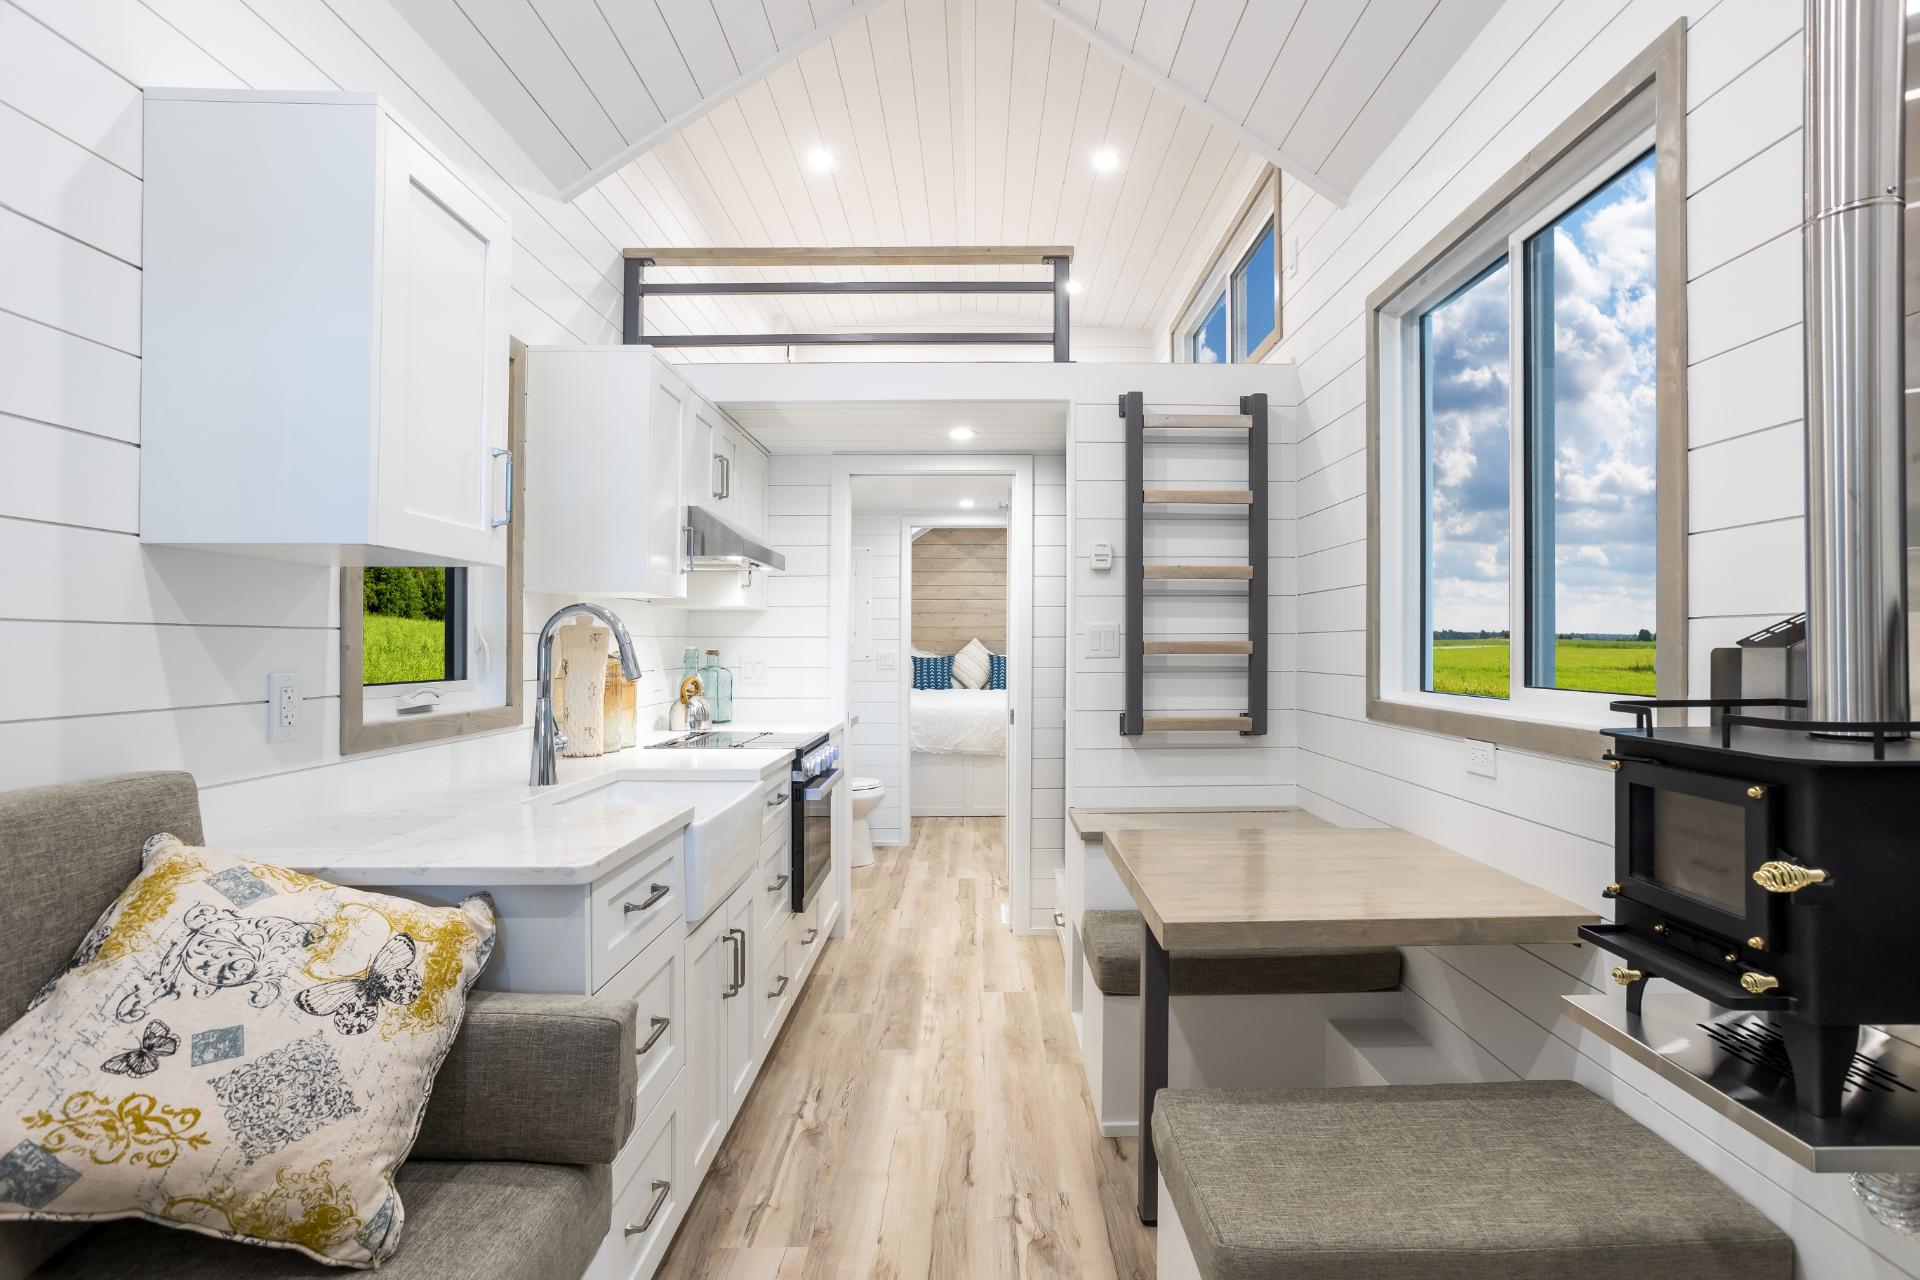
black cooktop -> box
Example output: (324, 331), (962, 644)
(647, 731), (819, 751)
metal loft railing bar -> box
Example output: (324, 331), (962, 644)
(621, 246), (1075, 361)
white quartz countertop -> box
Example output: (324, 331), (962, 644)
(221, 724), (842, 887)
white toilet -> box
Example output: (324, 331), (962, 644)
(849, 777), (884, 868)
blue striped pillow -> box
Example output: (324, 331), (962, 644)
(987, 654), (1007, 690)
(911, 655), (953, 690)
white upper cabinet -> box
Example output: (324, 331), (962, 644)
(680, 395), (767, 542)
(523, 347), (687, 600)
(139, 91), (512, 566)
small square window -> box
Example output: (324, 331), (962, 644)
(362, 567), (469, 685)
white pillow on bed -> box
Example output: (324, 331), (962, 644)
(951, 638), (991, 689)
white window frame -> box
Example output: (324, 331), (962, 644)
(1173, 166), (1281, 364)
(1366, 23), (1687, 761)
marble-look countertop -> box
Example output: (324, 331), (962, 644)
(223, 722), (845, 888)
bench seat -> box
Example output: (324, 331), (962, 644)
(1152, 1080), (1791, 1280)
(1081, 909), (1401, 996)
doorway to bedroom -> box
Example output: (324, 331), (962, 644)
(838, 461), (1032, 927)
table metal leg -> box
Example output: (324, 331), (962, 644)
(1137, 919), (1169, 1225)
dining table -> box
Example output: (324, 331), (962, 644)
(1100, 821), (1601, 1224)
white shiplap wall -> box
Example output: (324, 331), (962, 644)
(0, 0), (705, 833)
(1031, 452), (1069, 924)
(847, 509), (906, 846)
(1216, 0), (1916, 1272)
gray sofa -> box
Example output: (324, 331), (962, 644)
(0, 772), (638, 1279)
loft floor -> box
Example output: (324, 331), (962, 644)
(657, 817), (1152, 1279)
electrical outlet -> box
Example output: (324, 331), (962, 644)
(1465, 738), (1496, 778)
(268, 672), (300, 743)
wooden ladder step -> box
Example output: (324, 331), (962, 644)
(1143, 715), (1254, 732)
(1143, 640), (1255, 655)
(1144, 489), (1254, 505)
(1143, 564), (1254, 580)
(1143, 412), (1252, 430)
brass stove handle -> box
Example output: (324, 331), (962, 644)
(1609, 966), (1644, 986)
(1753, 861), (1828, 893)
(1739, 971), (1781, 995)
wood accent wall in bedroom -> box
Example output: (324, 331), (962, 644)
(912, 527), (1007, 653)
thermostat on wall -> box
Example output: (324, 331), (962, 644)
(1091, 541), (1114, 571)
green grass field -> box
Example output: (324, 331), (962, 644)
(363, 613), (447, 685)
(1431, 638), (1655, 699)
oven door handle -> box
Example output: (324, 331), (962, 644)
(803, 768), (843, 801)
(1578, 923), (1790, 1011)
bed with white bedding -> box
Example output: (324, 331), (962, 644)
(909, 688), (1008, 754)
(910, 688), (1007, 817)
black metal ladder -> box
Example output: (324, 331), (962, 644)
(1117, 391), (1268, 737)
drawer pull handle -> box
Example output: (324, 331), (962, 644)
(637, 1015), (669, 1056)
(767, 791), (790, 808)
(1053, 910), (1066, 928)
(624, 1180), (671, 1236)
(768, 974), (790, 999)
(803, 927), (819, 946)
(767, 872), (790, 893)
(624, 884), (670, 914)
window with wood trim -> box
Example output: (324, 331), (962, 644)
(1367, 24), (1686, 760)
(1175, 167), (1281, 364)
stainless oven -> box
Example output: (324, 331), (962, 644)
(791, 738), (839, 913)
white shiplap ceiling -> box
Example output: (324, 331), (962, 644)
(603, 0), (1269, 338)
(390, 0), (883, 198)
(722, 398), (1068, 451)
(1036, 0), (1504, 203)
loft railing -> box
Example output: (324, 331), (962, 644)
(621, 246), (1074, 361)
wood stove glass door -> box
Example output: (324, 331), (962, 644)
(1618, 759), (1775, 938)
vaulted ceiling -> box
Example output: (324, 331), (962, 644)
(395, 0), (1501, 344)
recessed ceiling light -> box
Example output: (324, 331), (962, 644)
(949, 426), (975, 441)
(959, 498), (976, 509)
(1064, 280), (1084, 295)
(805, 147), (834, 173)
(1092, 148), (1120, 173)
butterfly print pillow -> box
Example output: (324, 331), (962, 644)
(0, 834), (495, 1269)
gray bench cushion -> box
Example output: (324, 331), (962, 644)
(33, 1158), (611, 1279)
(1152, 1080), (1791, 1280)
(1081, 909), (1400, 996)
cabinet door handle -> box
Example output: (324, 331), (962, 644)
(767, 872), (790, 893)
(1053, 910), (1066, 928)
(624, 1180), (671, 1236)
(768, 974), (790, 999)
(720, 454), (732, 499)
(712, 453), (726, 500)
(637, 1015), (670, 1056)
(623, 884), (670, 914)
(490, 446), (513, 528)
(803, 927), (819, 946)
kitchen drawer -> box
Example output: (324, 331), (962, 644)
(756, 836), (793, 944)
(598, 919), (684, 1134)
(760, 775), (794, 839)
(597, 1067), (686, 1280)
(590, 831), (682, 992)
(756, 919), (794, 1053)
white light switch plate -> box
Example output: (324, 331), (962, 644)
(877, 649), (897, 672)
(268, 671), (300, 742)
(1086, 623), (1120, 658)
(1465, 738), (1496, 778)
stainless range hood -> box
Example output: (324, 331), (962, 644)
(685, 505), (785, 573)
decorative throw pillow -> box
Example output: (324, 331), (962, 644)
(987, 654), (1007, 690)
(0, 835), (495, 1269)
(951, 639), (992, 690)
(911, 654), (953, 690)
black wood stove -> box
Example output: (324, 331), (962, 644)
(1585, 617), (1920, 1118)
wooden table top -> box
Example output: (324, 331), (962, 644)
(1102, 826), (1599, 951)
(1068, 806), (1328, 840)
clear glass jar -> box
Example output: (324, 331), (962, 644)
(701, 648), (734, 724)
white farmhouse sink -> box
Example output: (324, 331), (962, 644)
(543, 777), (762, 923)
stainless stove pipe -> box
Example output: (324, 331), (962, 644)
(1802, 0), (1909, 727)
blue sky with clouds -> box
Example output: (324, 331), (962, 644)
(1426, 151), (1657, 638)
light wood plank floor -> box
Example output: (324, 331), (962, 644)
(657, 817), (1154, 1280)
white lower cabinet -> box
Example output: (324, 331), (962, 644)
(756, 920), (794, 1053)
(686, 878), (757, 1183)
(590, 1065), (686, 1280)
